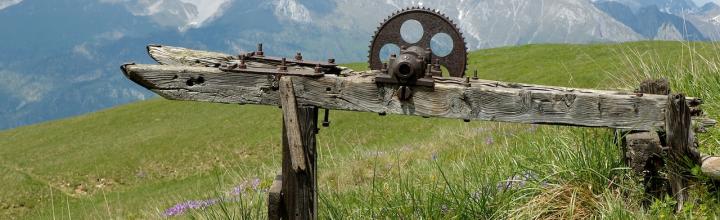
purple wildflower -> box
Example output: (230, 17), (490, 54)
(231, 183), (246, 196)
(251, 178), (260, 190)
(230, 178), (262, 196)
(163, 199), (218, 217)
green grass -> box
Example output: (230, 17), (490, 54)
(2, 41), (720, 219)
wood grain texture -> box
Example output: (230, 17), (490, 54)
(624, 132), (664, 174)
(621, 79), (670, 200)
(147, 44), (234, 66)
(144, 45), (715, 131)
(281, 106), (318, 220)
(268, 175), (283, 220)
(280, 77), (307, 172)
(665, 94), (697, 212)
(122, 63), (672, 130)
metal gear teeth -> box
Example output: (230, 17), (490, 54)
(368, 7), (468, 76)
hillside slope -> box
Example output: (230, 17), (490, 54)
(1, 41), (719, 219)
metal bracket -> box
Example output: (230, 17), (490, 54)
(375, 46), (437, 100)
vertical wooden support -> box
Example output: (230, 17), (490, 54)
(268, 174), (283, 220)
(621, 79), (670, 200)
(637, 78), (670, 96)
(623, 131), (666, 199)
(273, 77), (318, 220)
(666, 93), (700, 212)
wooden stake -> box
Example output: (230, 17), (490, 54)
(268, 175), (283, 220)
(280, 78), (307, 172)
(278, 77), (318, 220)
(666, 93), (700, 212)
(622, 79), (669, 201)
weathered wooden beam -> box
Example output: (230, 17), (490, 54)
(147, 44), (234, 66)
(144, 45), (714, 120)
(279, 82), (318, 220)
(122, 63), (670, 130)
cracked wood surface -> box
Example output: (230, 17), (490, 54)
(122, 61), (670, 130)
(120, 45), (720, 130)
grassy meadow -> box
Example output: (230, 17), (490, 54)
(1, 41), (720, 219)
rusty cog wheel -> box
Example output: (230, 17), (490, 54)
(368, 7), (468, 77)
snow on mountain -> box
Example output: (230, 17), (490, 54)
(595, 1), (707, 40)
(103, 0), (231, 31)
(672, 2), (720, 39)
(273, 0), (312, 23)
(595, 0), (697, 13)
(320, 0), (640, 50)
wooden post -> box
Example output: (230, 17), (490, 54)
(268, 174), (283, 220)
(623, 131), (666, 199)
(275, 77), (318, 220)
(621, 79), (670, 200)
(666, 93), (700, 212)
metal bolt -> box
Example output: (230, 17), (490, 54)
(256, 43), (264, 57)
(278, 58), (287, 71)
(425, 64), (434, 78)
(295, 52), (303, 61)
(239, 56), (247, 69)
(399, 86), (412, 100)
(322, 109), (330, 127)
(314, 63), (322, 73)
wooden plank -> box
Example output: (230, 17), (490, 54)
(268, 174), (283, 220)
(281, 105), (318, 220)
(122, 63), (670, 130)
(147, 44), (234, 66)
(145, 45), (707, 106)
(280, 77), (307, 172)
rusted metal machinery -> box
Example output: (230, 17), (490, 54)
(122, 7), (719, 218)
(370, 8), (467, 99)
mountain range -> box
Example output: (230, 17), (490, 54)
(1, 0), (719, 130)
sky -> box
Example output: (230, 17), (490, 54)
(695, 0), (720, 5)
